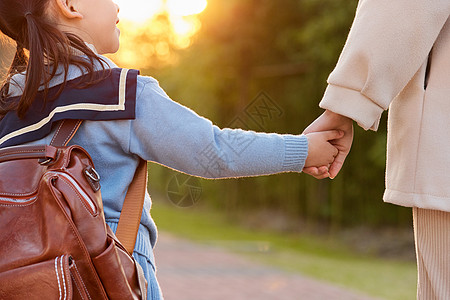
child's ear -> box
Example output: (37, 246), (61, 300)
(55, 0), (83, 19)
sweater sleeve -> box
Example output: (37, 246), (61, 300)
(128, 76), (308, 179)
(320, 0), (450, 131)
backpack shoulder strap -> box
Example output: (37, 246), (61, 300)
(50, 119), (83, 147)
(54, 119), (146, 255)
(115, 159), (148, 254)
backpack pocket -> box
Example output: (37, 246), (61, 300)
(0, 255), (91, 300)
(92, 236), (146, 300)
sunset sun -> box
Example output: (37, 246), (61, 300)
(115, 0), (162, 23)
(166, 0), (208, 16)
(114, 0), (208, 22)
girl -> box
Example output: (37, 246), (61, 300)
(0, 0), (341, 298)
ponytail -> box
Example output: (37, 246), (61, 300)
(0, 1), (108, 119)
(20, 12), (47, 117)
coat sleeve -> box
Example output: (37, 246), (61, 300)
(319, 0), (450, 131)
(128, 76), (308, 179)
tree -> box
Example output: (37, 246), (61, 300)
(145, 0), (412, 230)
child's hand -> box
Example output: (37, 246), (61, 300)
(304, 130), (343, 178)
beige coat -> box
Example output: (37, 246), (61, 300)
(319, 0), (450, 211)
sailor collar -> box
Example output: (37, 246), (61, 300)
(0, 68), (139, 148)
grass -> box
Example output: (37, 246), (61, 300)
(151, 202), (417, 300)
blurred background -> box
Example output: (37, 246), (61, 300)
(111, 0), (413, 231)
(0, 0), (416, 299)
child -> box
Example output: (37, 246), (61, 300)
(0, 0), (341, 298)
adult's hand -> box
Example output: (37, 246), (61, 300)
(303, 110), (353, 179)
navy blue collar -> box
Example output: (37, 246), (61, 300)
(0, 68), (139, 148)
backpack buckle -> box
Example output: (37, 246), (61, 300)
(38, 158), (53, 165)
(84, 166), (101, 192)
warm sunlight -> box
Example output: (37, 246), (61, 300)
(166, 0), (208, 16)
(109, 0), (208, 69)
(115, 0), (208, 22)
(115, 0), (162, 23)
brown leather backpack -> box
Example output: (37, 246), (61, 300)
(0, 119), (148, 299)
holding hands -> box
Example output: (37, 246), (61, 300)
(303, 110), (354, 179)
(304, 130), (342, 179)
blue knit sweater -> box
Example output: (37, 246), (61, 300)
(7, 57), (308, 282)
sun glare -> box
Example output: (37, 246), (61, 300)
(115, 0), (162, 23)
(166, 0), (208, 16)
(115, 0), (207, 22)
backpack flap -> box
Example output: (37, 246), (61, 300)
(0, 145), (57, 200)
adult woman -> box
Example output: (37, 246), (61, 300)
(304, 1), (450, 298)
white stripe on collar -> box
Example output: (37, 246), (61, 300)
(0, 68), (129, 146)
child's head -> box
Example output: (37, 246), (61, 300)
(0, 0), (121, 118)
(50, 0), (121, 54)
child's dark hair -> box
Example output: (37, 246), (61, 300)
(0, 0), (108, 119)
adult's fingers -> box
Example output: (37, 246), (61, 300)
(329, 152), (347, 179)
(321, 130), (344, 141)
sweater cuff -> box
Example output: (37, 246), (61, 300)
(319, 84), (385, 131)
(282, 135), (308, 172)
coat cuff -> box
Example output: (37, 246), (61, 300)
(319, 84), (385, 131)
(282, 135), (308, 172)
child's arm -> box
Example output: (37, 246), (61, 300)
(127, 76), (309, 179)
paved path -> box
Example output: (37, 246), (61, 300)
(154, 233), (381, 300)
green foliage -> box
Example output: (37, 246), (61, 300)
(142, 0), (413, 230)
(143, 0), (413, 230)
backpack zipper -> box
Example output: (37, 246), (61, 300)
(55, 172), (97, 214)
